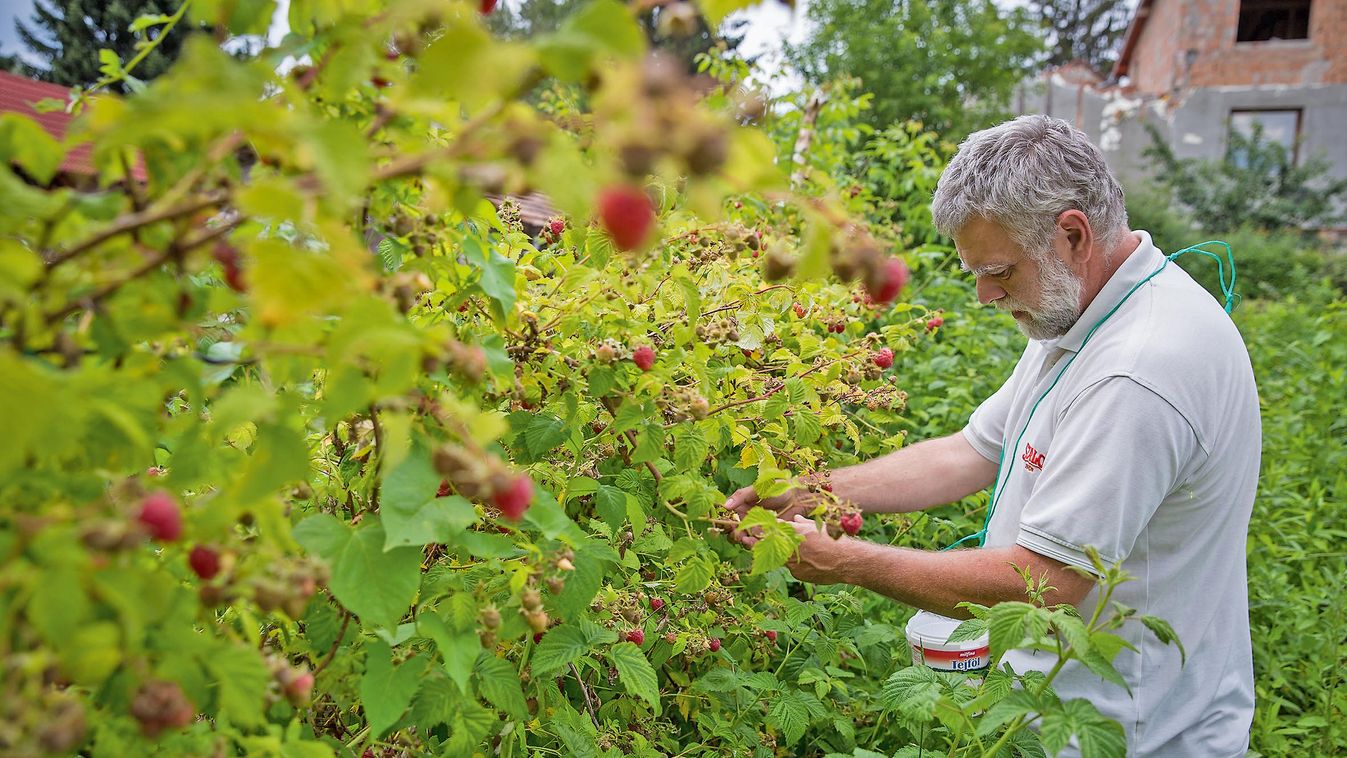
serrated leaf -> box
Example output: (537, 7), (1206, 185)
(986, 601), (1049, 655)
(749, 519), (804, 576)
(673, 426), (710, 470)
(532, 621), (606, 675)
(293, 516), (421, 629)
(521, 413), (568, 459)
(609, 642), (661, 713)
(675, 555), (715, 594)
(361, 640), (430, 737)
(1039, 699), (1126, 758)
(792, 409), (822, 445)
(406, 671), (457, 730)
(880, 666), (942, 722)
(766, 690), (810, 745)
(555, 547), (605, 619)
(475, 653), (528, 719)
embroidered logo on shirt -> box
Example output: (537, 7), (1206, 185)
(1021, 442), (1045, 472)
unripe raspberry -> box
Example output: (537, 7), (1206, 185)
(480, 607), (502, 630)
(130, 680), (194, 738)
(137, 492), (183, 542)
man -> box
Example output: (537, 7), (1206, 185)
(723, 115), (1260, 756)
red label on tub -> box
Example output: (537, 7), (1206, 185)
(912, 645), (988, 662)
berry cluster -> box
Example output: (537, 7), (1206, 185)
(694, 317), (740, 345)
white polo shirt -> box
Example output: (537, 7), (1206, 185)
(961, 231), (1261, 757)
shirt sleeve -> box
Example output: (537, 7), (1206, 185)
(1015, 375), (1203, 574)
(962, 361), (1023, 464)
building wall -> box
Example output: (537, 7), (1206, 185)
(1129, 0), (1347, 94)
(1129, 0), (1189, 94)
(1012, 77), (1347, 208)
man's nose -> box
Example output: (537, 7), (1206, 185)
(976, 278), (1005, 305)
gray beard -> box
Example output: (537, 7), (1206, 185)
(1001, 254), (1084, 341)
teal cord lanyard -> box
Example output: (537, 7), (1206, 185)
(942, 240), (1238, 551)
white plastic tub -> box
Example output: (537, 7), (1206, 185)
(905, 610), (991, 673)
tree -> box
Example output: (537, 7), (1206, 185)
(1028, 0), (1133, 75)
(1142, 122), (1347, 233)
(782, 0), (1043, 138)
(15, 0), (188, 89)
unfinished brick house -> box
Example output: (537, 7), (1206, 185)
(1015, 0), (1347, 229)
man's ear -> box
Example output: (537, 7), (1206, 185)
(1056, 210), (1094, 266)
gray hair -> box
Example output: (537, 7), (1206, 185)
(931, 115), (1129, 258)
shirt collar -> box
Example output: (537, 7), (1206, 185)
(1051, 230), (1164, 353)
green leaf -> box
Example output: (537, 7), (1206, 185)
(766, 689), (811, 745)
(1140, 615), (1186, 665)
(445, 697), (496, 755)
(475, 653), (529, 719)
(0, 114), (64, 185)
(608, 642), (660, 713)
(233, 423), (309, 504)
(986, 601), (1048, 655)
(521, 413), (569, 459)
(381, 446), (477, 549)
(204, 645), (270, 728)
(739, 508), (805, 576)
(550, 704), (601, 758)
(522, 488), (580, 540)
(1039, 699), (1126, 758)
(555, 547), (605, 619)
(532, 619), (616, 675)
(361, 640), (430, 738)
(407, 671), (457, 730)
(411, 17), (537, 108)
(537, 0), (645, 81)
(419, 613), (478, 694)
(293, 516), (421, 629)
(792, 409), (822, 445)
(674, 556), (715, 594)
(880, 666), (943, 722)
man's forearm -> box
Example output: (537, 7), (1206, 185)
(831, 541), (1094, 618)
(829, 432), (998, 514)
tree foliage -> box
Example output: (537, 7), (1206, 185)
(14, 0), (191, 90)
(1027, 0), (1133, 75)
(782, 0), (1043, 138)
(1142, 122), (1347, 233)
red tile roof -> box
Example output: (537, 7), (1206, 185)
(0, 70), (97, 176)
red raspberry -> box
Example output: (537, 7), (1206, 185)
(436, 479), (452, 498)
(650, 597), (665, 612)
(865, 257), (909, 304)
(548, 218), (565, 236)
(708, 638), (721, 652)
(138, 492), (183, 542)
(598, 185), (656, 251)
(872, 347), (894, 369)
(626, 629), (645, 645)
(926, 316), (944, 331)
(533, 632), (544, 644)
(792, 303), (806, 318)
(188, 545), (221, 580)
(765, 630), (777, 643)
(480, 0), (498, 13)
(492, 475), (534, 521)
(632, 345), (655, 371)
(840, 512), (863, 536)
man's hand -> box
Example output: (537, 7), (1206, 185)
(722, 483), (817, 522)
(727, 511), (853, 586)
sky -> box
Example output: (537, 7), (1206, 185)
(0, 0), (814, 87)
